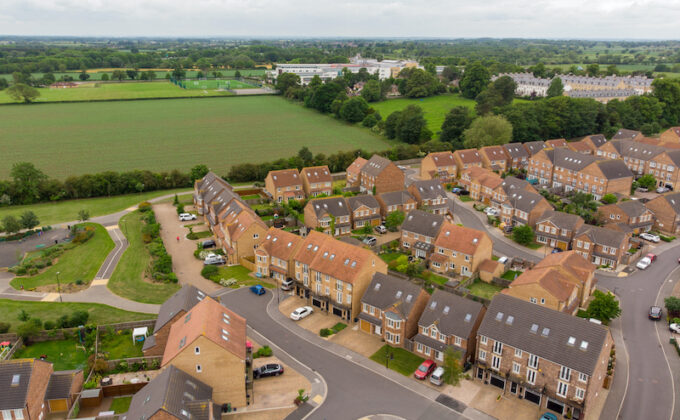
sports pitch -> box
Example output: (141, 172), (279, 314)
(180, 79), (259, 90)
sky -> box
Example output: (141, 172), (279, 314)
(1, 0), (679, 39)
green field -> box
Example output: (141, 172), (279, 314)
(0, 69), (265, 81)
(180, 79), (258, 90)
(0, 96), (390, 179)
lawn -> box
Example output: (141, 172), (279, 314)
(421, 271), (449, 286)
(467, 279), (505, 300)
(210, 265), (274, 288)
(0, 300), (154, 332)
(14, 338), (89, 371)
(109, 396), (133, 414)
(0, 69), (265, 82)
(99, 330), (144, 360)
(107, 211), (181, 304)
(370, 344), (424, 376)
(0, 96), (390, 179)
(379, 252), (408, 264)
(0, 189), (191, 227)
(501, 270), (522, 281)
(11, 223), (114, 290)
(181, 79), (258, 90)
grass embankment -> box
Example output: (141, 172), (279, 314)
(370, 344), (425, 376)
(11, 223), (114, 290)
(14, 338), (89, 371)
(107, 211), (180, 304)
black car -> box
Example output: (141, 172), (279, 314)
(201, 239), (216, 249)
(253, 363), (284, 379)
(649, 306), (662, 320)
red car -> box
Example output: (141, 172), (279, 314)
(414, 360), (437, 380)
(647, 253), (657, 262)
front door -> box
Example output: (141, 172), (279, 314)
(510, 382), (518, 394)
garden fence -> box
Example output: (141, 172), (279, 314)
(96, 319), (156, 333)
(105, 355), (162, 371)
(1, 338), (23, 360)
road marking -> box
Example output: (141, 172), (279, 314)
(314, 378), (320, 384)
(105, 225), (119, 231)
(345, 354), (352, 360)
(91, 279), (108, 286)
(96, 228), (126, 279)
(312, 395), (323, 404)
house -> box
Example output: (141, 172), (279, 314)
(535, 210), (585, 251)
(660, 127), (680, 145)
(646, 192), (680, 234)
(347, 195), (382, 229)
(408, 180), (451, 215)
(265, 169), (304, 203)
(144, 285), (208, 356)
(292, 231), (388, 322)
(123, 365), (218, 420)
(523, 140), (547, 157)
(0, 359), (53, 420)
(193, 171), (237, 216)
(429, 222), (493, 277)
(452, 149), (483, 177)
(646, 149), (680, 190)
(526, 148), (556, 186)
(346, 156), (368, 188)
(598, 200), (654, 233)
(400, 210), (445, 259)
(611, 128), (643, 141)
(376, 190), (417, 219)
(300, 166), (333, 197)
(420, 151), (458, 183)
(162, 297), (247, 406)
(597, 139), (663, 176)
(475, 294), (613, 419)
(503, 143), (530, 170)
(573, 225), (631, 269)
(567, 139), (595, 155)
(502, 251), (596, 314)
(358, 272), (430, 348)
(479, 145), (509, 172)
(214, 199), (268, 265)
(580, 134), (608, 152)
(499, 191), (553, 228)
(254, 227), (304, 284)
(45, 370), (84, 414)
(304, 197), (351, 236)
(413, 290), (485, 364)
(358, 154), (405, 194)
(490, 176), (536, 209)
(545, 138), (568, 149)
(459, 166), (503, 204)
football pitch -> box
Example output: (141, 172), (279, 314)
(179, 79), (259, 90)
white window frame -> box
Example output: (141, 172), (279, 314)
(579, 372), (588, 383)
(515, 348), (522, 358)
(492, 355), (501, 370)
(480, 335), (488, 345)
(557, 381), (569, 398)
(479, 350), (487, 361)
(526, 369), (536, 385)
(512, 362), (521, 375)
(493, 341), (503, 355)
(575, 387), (585, 400)
(559, 366), (571, 381)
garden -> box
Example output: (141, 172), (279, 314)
(14, 337), (90, 371)
(200, 264), (274, 289)
(370, 344), (425, 376)
(379, 251), (449, 292)
(465, 278), (506, 300)
(98, 329), (144, 360)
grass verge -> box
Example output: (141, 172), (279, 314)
(370, 344), (424, 376)
(210, 265), (274, 289)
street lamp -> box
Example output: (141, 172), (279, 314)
(56, 271), (62, 303)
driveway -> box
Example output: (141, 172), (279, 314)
(0, 228), (69, 268)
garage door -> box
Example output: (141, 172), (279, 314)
(49, 399), (68, 412)
(489, 375), (505, 390)
(360, 320), (372, 333)
(546, 399), (564, 415)
(524, 389), (541, 405)
(311, 298), (322, 308)
(332, 307), (344, 317)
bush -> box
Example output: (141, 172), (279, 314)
(43, 321), (56, 330)
(138, 202), (152, 212)
(176, 204), (185, 215)
(17, 320), (41, 340)
(319, 328), (333, 337)
(70, 310), (89, 327)
(0, 322), (10, 333)
(201, 265), (218, 279)
(253, 345), (273, 358)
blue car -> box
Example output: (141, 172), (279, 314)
(539, 413), (558, 420)
(249, 285), (265, 295)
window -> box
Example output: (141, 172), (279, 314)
(540, 298), (545, 304)
(515, 348), (522, 358)
(579, 372), (588, 383)
(454, 336), (462, 346)
(196, 364), (202, 373)
(479, 350), (487, 361)
(253, 233), (259, 239)
(557, 381), (569, 398)
(194, 346), (200, 355)
(2, 411), (12, 420)
(513, 362), (521, 374)
(417, 343), (423, 352)
(530, 297), (537, 304)
(14, 410), (24, 420)
(493, 341), (503, 355)
(336, 291), (342, 302)
(363, 303), (369, 313)
(575, 387), (585, 400)
(480, 335), (488, 345)
(559, 366), (571, 381)
(526, 369), (536, 385)
(528, 354), (539, 369)
(492, 355), (501, 370)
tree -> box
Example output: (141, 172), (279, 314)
(586, 290), (621, 325)
(190, 164), (209, 182)
(361, 80), (382, 102)
(440, 106), (473, 147)
(441, 66), (461, 82)
(111, 70), (127, 81)
(463, 115), (513, 149)
(459, 62), (490, 99)
(384, 111), (402, 139)
(100, 73), (110, 81)
(530, 62), (547, 78)
(637, 174), (657, 190)
(601, 194), (617, 204)
(6, 83), (40, 103)
(171, 67), (186, 80)
(78, 209), (90, 222)
(385, 211), (405, 231)
(653, 78), (680, 126)
(2, 215), (21, 234)
(340, 97), (369, 123)
(474, 89), (504, 115)
(41, 73), (55, 86)
(11, 162), (47, 204)
(665, 296), (680, 318)
(442, 347), (464, 386)
(126, 69), (139, 80)
(547, 77), (564, 98)
(17, 320), (41, 340)
(512, 225), (534, 246)
(144, 71), (157, 81)
(396, 105), (429, 144)
(275, 73), (300, 95)
(79, 71), (90, 81)
(362, 114), (378, 128)
(0, 78), (8, 90)
(490, 76), (517, 105)
(298, 147), (313, 165)
(234, 70), (242, 78)
(586, 63), (600, 77)
(20, 211), (39, 229)
(309, 83), (343, 113)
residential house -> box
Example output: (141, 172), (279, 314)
(144, 285), (208, 356)
(347, 195), (382, 229)
(567, 139), (595, 155)
(214, 199), (268, 265)
(646, 192), (680, 234)
(400, 210), (445, 259)
(346, 156), (367, 188)
(646, 149), (680, 190)
(502, 251), (596, 314)
(0, 359), (53, 420)
(572, 225), (631, 269)
(523, 140), (547, 157)
(408, 180), (451, 215)
(45, 370), (84, 414)
(490, 176), (536, 209)
(535, 210), (585, 251)
(429, 222), (493, 277)
(304, 197), (351, 236)
(611, 128), (643, 141)
(545, 138), (568, 149)
(358, 273), (430, 348)
(292, 231), (388, 322)
(413, 290), (485, 364)
(596, 139), (663, 176)
(499, 191), (553, 228)
(598, 200), (655, 233)
(452, 148), (483, 177)
(503, 143), (530, 170)
(376, 190), (417, 219)
(162, 297), (247, 406)
(358, 154), (405, 194)
(254, 227), (304, 284)
(193, 171), (239, 217)
(475, 294), (613, 419)
(479, 145), (509, 173)
(123, 365), (219, 420)
(300, 166), (333, 197)
(459, 167), (503, 204)
(580, 134), (608, 151)
(660, 127), (680, 145)
(420, 151), (458, 183)
(526, 148), (555, 186)
(265, 169), (304, 203)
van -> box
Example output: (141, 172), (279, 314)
(430, 367), (445, 386)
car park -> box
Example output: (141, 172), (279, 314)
(253, 363), (284, 378)
(290, 306), (313, 320)
(430, 367), (445, 386)
(649, 306), (662, 320)
(362, 236), (377, 246)
(249, 285), (265, 295)
(281, 278), (294, 291)
(670, 323), (680, 334)
(374, 225), (387, 234)
(639, 232), (660, 243)
(179, 213), (197, 221)
(201, 239), (216, 248)
(636, 257), (652, 270)
(204, 254), (225, 265)
(414, 360), (436, 380)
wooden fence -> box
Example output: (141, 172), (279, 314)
(105, 355), (162, 371)
(96, 319), (156, 333)
(1, 338), (23, 361)
(102, 382), (148, 397)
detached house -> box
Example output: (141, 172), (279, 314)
(359, 272), (430, 348)
(475, 294), (613, 419)
(400, 210), (445, 259)
(301, 166), (333, 197)
(479, 145), (509, 172)
(573, 225), (630, 269)
(503, 143), (530, 170)
(429, 222), (493, 277)
(453, 149), (483, 177)
(420, 151), (457, 183)
(304, 197), (351, 236)
(346, 156), (368, 188)
(408, 179), (451, 215)
(358, 155), (405, 194)
(646, 192), (680, 234)
(599, 200), (654, 233)
(254, 227), (304, 284)
(347, 195), (382, 229)
(265, 169), (304, 203)
(376, 190), (417, 219)
(413, 290), (485, 364)
(535, 210), (585, 251)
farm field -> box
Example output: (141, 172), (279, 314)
(0, 96), (391, 179)
(0, 68), (265, 81)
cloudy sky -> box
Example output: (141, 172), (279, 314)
(1, 0), (678, 39)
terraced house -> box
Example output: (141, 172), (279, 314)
(535, 210), (585, 251)
(292, 231), (388, 321)
(304, 197), (351, 236)
(429, 222), (493, 277)
(254, 227), (304, 285)
(376, 190), (417, 218)
(572, 225), (630, 269)
(598, 200), (655, 234)
(475, 294), (612, 420)
(545, 138), (568, 149)
(452, 148), (483, 177)
(420, 151), (458, 183)
(193, 171), (239, 216)
(499, 190), (553, 229)
(347, 195), (382, 229)
(523, 140), (547, 157)
(265, 168), (305, 203)
(346, 156), (367, 188)
(357, 154), (405, 194)
(400, 210), (445, 259)
(459, 166), (503, 204)
(0, 359), (53, 420)
(596, 139), (663, 176)
(479, 145), (509, 172)
(489, 176), (536, 209)
(646, 192), (680, 234)
(300, 165), (333, 197)
(413, 290), (485, 364)
(503, 143), (530, 170)
(358, 273), (430, 347)
(408, 179), (451, 215)
(214, 199), (268, 265)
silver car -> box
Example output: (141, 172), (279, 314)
(203, 254), (225, 265)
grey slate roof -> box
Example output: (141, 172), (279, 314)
(347, 195), (380, 211)
(500, 176), (531, 195)
(411, 180), (447, 200)
(611, 129), (642, 141)
(418, 289), (484, 339)
(615, 139), (663, 161)
(361, 155), (393, 177)
(537, 210), (584, 230)
(45, 370), (81, 400)
(378, 190), (415, 207)
(506, 191), (549, 213)
(309, 197), (350, 218)
(666, 150), (680, 166)
(479, 294), (609, 375)
(123, 365), (216, 420)
(585, 134), (607, 148)
(597, 159), (633, 180)
(576, 224), (627, 248)
(614, 200), (648, 218)
(153, 285), (207, 333)
(524, 141), (547, 156)
(0, 359), (38, 410)
(401, 210), (445, 238)
(661, 192), (680, 215)
(503, 143), (530, 159)
(552, 148), (597, 171)
(361, 273), (423, 319)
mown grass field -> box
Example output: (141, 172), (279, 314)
(0, 68), (265, 81)
(181, 79), (258, 90)
(1, 96), (390, 179)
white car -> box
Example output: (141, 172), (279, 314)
(670, 323), (680, 334)
(657, 187), (670, 194)
(484, 207), (499, 216)
(636, 257), (652, 270)
(639, 232), (660, 243)
(203, 254), (225, 265)
(290, 306), (313, 321)
(179, 213), (197, 221)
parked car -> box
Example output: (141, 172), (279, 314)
(281, 278), (294, 291)
(374, 225), (387, 234)
(430, 367), (445, 386)
(290, 306), (313, 320)
(636, 187), (649, 193)
(179, 213), (197, 221)
(204, 254), (225, 265)
(497, 256), (509, 264)
(484, 207), (499, 217)
(646, 253), (657, 262)
(649, 306), (662, 320)
(636, 257), (652, 270)
(414, 360), (437, 380)
(362, 236), (377, 246)
(451, 187), (463, 194)
(640, 232), (660, 243)
(551, 248), (563, 254)
(249, 285), (265, 295)
(539, 414), (558, 420)
(670, 323), (680, 334)
(253, 363), (284, 379)
(503, 225), (513, 234)
(657, 187), (670, 194)
(201, 239), (216, 248)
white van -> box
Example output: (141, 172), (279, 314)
(430, 367), (445, 386)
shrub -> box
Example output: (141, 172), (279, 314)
(43, 321), (56, 330)
(0, 322), (10, 333)
(253, 345), (273, 358)
(17, 320), (41, 340)
(176, 204), (185, 215)
(18, 309), (30, 322)
(70, 310), (89, 327)
(319, 328), (332, 337)
(201, 265), (218, 279)
(75, 279), (83, 285)
(138, 202), (152, 212)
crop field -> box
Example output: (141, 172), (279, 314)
(0, 96), (390, 179)
(0, 68), (265, 81)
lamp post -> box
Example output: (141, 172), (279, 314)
(56, 271), (62, 303)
